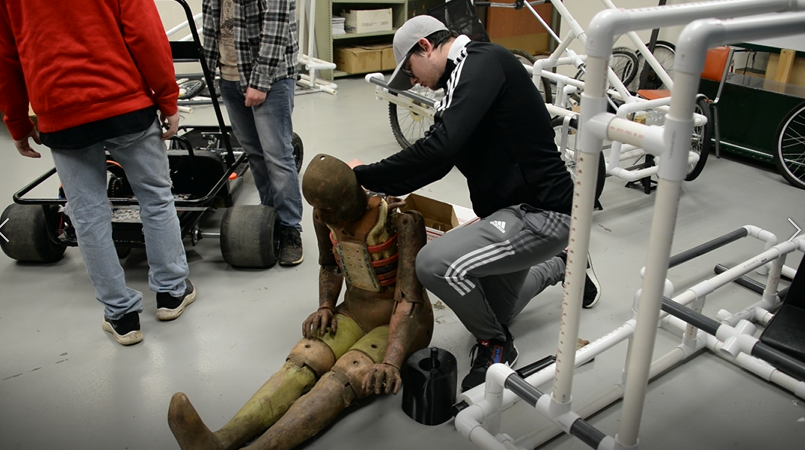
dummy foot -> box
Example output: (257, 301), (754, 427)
(168, 392), (223, 450)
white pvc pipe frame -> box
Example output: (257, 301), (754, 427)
(454, 1), (805, 449)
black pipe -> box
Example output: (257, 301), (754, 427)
(504, 373), (543, 407)
(669, 228), (748, 268)
(505, 373), (607, 449)
(662, 298), (805, 381)
(661, 297), (720, 335)
(569, 418), (608, 450)
(516, 354), (557, 379)
(751, 341), (805, 381)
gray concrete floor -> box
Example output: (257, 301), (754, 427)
(1, 77), (804, 450)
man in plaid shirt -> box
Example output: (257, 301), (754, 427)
(202, 0), (304, 266)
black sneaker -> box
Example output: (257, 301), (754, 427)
(461, 328), (519, 392)
(557, 251), (601, 309)
(582, 254), (601, 309)
(102, 311), (143, 346)
(156, 279), (197, 321)
(279, 226), (304, 266)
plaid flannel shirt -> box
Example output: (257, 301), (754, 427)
(202, 0), (298, 92)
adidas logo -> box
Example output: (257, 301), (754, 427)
(490, 220), (506, 233)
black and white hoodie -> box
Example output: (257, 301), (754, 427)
(354, 36), (573, 218)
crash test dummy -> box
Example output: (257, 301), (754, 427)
(167, 153), (434, 450)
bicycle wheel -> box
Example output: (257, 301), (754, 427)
(510, 49), (553, 105)
(551, 116), (606, 207)
(634, 40), (675, 91)
(388, 88), (439, 149)
(575, 48), (639, 88)
(686, 97), (712, 181)
(774, 100), (805, 189)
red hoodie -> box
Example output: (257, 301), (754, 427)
(0, 0), (178, 140)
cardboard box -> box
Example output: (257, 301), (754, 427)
(361, 44), (395, 71)
(341, 8), (393, 34)
(381, 45), (396, 71)
(334, 46), (382, 74)
(401, 193), (479, 241)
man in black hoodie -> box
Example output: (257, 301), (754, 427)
(353, 15), (601, 391)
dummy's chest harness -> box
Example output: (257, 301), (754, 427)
(328, 198), (399, 292)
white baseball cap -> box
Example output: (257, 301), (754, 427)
(387, 15), (448, 91)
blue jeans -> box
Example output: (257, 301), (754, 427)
(220, 78), (303, 230)
(50, 120), (189, 320)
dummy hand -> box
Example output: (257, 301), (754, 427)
(160, 112), (180, 140)
(362, 363), (402, 395)
(386, 196), (406, 212)
(302, 307), (338, 339)
(14, 127), (42, 158)
(245, 87), (267, 107)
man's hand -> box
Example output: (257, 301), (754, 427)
(160, 112), (180, 140)
(302, 307), (337, 339)
(245, 87), (267, 107)
(362, 363), (402, 395)
(14, 127), (42, 158)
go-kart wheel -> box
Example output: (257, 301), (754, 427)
(292, 133), (304, 173)
(220, 205), (279, 268)
(0, 204), (66, 263)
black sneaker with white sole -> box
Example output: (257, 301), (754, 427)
(461, 327), (519, 392)
(582, 254), (601, 309)
(557, 251), (602, 309)
(102, 311), (143, 346)
(279, 226), (304, 266)
(156, 279), (197, 321)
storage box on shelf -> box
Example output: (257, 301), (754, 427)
(315, 0), (407, 79)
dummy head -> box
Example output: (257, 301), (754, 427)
(302, 154), (368, 226)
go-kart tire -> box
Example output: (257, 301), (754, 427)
(0, 203), (66, 263)
(220, 205), (279, 268)
(292, 133), (304, 173)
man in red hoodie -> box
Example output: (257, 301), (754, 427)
(0, 0), (196, 346)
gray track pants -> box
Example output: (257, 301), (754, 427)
(416, 204), (570, 341)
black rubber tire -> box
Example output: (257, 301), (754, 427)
(634, 41), (676, 91)
(686, 97), (712, 181)
(0, 203), (66, 263)
(389, 95), (435, 149)
(773, 100), (805, 189)
(551, 117), (606, 207)
(292, 132), (304, 174)
(510, 49), (553, 105)
(220, 205), (279, 268)
(575, 48), (639, 87)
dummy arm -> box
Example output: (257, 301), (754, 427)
(303, 211), (344, 339)
(363, 210), (433, 395)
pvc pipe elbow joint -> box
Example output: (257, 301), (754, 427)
(585, 9), (621, 58)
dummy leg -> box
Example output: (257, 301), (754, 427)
(242, 326), (389, 450)
(168, 314), (364, 450)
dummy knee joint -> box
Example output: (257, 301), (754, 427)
(329, 327), (388, 399)
(287, 339), (337, 378)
